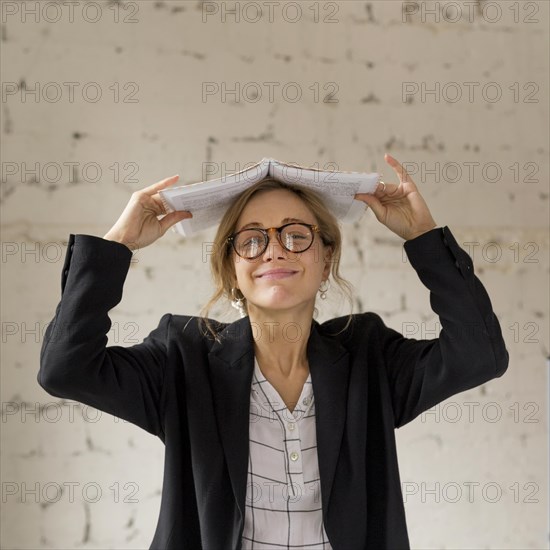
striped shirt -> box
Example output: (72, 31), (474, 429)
(241, 356), (333, 549)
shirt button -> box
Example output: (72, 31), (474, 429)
(302, 397), (310, 406)
(290, 451), (299, 461)
(288, 422), (295, 430)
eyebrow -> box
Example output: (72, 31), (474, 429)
(237, 217), (309, 231)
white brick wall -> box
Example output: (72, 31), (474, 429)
(2, 1), (548, 548)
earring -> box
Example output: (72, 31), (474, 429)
(230, 287), (247, 318)
(319, 279), (330, 300)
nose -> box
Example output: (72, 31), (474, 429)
(262, 228), (286, 260)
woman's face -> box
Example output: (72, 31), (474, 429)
(231, 188), (332, 315)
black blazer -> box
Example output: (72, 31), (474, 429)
(38, 226), (509, 550)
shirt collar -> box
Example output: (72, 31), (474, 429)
(252, 356), (314, 418)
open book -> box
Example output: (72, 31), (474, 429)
(158, 157), (381, 237)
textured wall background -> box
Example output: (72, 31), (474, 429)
(1, 1), (548, 548)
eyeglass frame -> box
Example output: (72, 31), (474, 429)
(226, 222), (323, 260)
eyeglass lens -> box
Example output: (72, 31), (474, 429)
(234, 224), (313, 258)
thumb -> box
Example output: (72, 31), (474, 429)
(360, 194), (386, 223)
(160, 210), (192, 234)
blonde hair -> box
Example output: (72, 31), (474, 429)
(197, 178), (355, 340)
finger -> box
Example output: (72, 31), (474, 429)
(149, 193), (170, 214)
(137, 192), (168, 217)
(355, 180), (400, 201)
(141, 175), (180, 195)
(385, 154), (415, 186)
(159, 210), (193, 234)
(377, 182), (401, 196)
(354, 193), (372, 202)
(355, 193), (386, 223)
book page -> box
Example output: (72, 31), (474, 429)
(269, 160), (380, 223)
(159, 158), (271, 236)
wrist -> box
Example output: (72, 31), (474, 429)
(103, 232), (133, 250)
(405, 224), (438, 241)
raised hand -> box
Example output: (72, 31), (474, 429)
(103, 175), (192, 250)
(354, 154), (437, 241)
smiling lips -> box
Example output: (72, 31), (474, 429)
(256, 268), (298, 280)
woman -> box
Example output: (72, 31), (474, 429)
(38, 154), (509, 549)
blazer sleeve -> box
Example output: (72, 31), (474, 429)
(38, 234), (170, 439)
(377, 226), (509, 429)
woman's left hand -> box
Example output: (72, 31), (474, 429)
(354, 153), (438, 241)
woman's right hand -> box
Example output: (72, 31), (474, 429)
(103, 175), (192, 250)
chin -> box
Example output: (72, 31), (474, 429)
(248, 294), (315, 312)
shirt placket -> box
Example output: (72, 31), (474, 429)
(253, 358), (314, 500)
(285, 380), (313, 499)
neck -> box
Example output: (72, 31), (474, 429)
(247, 304), (314, 378)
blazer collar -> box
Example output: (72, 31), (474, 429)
(207, 315), (350, 528)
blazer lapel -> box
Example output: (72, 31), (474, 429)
(306, 320), (350, 521)
(208, 316), (254, 525)
(207, 316), (350, 527)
